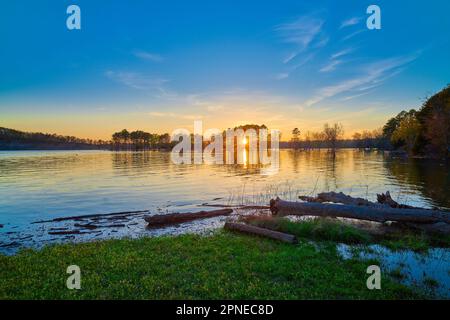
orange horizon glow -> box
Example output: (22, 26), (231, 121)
(1, 105), (392, 141)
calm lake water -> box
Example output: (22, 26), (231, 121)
(1, 149), (449, 227)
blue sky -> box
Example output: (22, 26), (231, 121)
(1, 0), (450, 139)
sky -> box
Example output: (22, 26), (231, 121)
(1, 0), (450, 140)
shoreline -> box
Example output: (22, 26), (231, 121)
(1, 205), (449, 299)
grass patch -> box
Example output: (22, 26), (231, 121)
(0, 232), (421, 300)
(379, 231), (450, 252)
(244, 216), (372, 244)
(244, 216), (450, 251)
(389, 268), (405, 280)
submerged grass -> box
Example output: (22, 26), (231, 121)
(0, 231), (421, 300)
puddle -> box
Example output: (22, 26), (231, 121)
(338, 243), (450, 298)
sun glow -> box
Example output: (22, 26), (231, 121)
(242, 137), (248, 145)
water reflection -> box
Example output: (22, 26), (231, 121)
(0, 149), (449, 226)
(384, 157), (450, 209)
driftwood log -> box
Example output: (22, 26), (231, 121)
(145, 209), (233, 227)
(270, 198), (450, 224)
(224, 222), (298, 244)
(295, 192), (450, 234)
(300, 191), (420, 209)
(376, 191), (417, 209)
(299, 192), (373, 206)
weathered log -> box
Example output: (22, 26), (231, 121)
(297, 192), (450, 234)
(224, 222), (298, 244)
(300, 192), (373, 206)
(199, 204), (270, 210)
(300, 191), (430, 210)
(270, 198), (450, 224)
(376, 191), (416, 209)
(145, 209), (233, 227)
(237, 205), (271, 210)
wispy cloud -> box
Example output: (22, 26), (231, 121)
(133, 50), (164, 62)
(320, 60), (343, 73)
(342, 29), (365, 41)
(276, 16), (324, 47)
(291, 53), (315, 70)
(305, 53), (420, 106)
(275, 73), (289, 80)
(276, 14), (325, 63)
(331, 48), (354, 59)
(340, 17), (362, 29)
(319, 48), (354, 73)
(105, 70), (168, 90)
(314, 35), (329, 49)
(340, 90), (374, 101)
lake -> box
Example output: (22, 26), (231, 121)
(1, 149), (449, 228)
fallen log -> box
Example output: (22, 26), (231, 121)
(237, 205), (271, 210)
(224, 222), (298, 244)
(300, 192), (373, 206)
(199, 204), (270, 210)
(270, 198), (450, 225)
(297, 192), (450, 234)
(300, 191), (427, 210)
(145, 209), (233, 227)
(376, 191), (417, 209)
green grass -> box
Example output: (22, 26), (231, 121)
(379, 232), (450, 252)
(245, 216), (450, 251)
(0, 232), (421, 300)
(245, 217), (372, 244)
(389, 268), (406, 280)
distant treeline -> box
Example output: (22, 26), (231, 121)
(111, 129), (174, 150)
(0, 127), (110, 150)
(0, 127), (176, 151)
(287, 85), (450, 158)
(286, 127), (387, 150)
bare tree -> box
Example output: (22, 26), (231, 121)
(323, 123), (344, 152)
